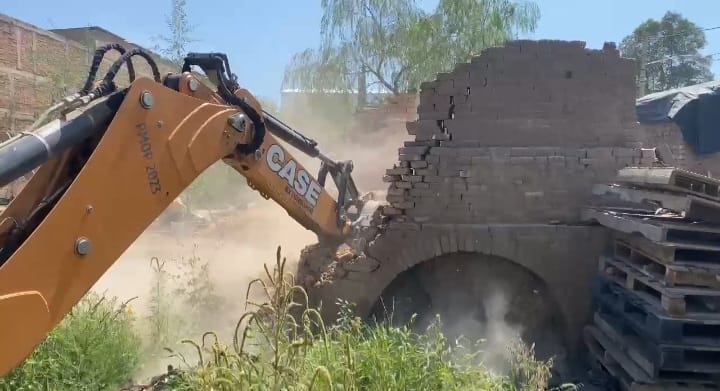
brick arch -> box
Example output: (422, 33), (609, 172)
(368, 250), (569, 363)
(306, 223), (609, 356)
(370, 233), (567, 337)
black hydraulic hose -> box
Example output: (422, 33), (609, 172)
(217, 83), (265, 155)
(81, 43), (136, 94)
(181, 53), (266, 156)
(0, 91), (126, 187)
(262, 111), (320, 158)
(102, 48), (161, 85)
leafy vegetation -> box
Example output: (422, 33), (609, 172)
(0, 246), (567, 391)
(620, 11), (715, 95)
(0, 293), (142, 391)
(140, 247), (560, 391)
(283, 0), (541, 97)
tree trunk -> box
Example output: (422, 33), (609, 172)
(358, 65), (367, 108)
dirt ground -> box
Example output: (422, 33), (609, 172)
(90, 200), (316, 314)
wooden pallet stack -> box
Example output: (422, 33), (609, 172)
(582, 167), (720, 391)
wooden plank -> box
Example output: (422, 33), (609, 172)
(592, 184), (720, 223)
(585, 324), (720, 390)
(616, 167), (720, 203)
(617, 232), (720, 265)
(583, 208), (720, 245)
(582, 208), (667, 242)
(585, 325), (653, 383)
(596, 310), (720, 375)
(594, 311), (656, 377)
(614, 239), (720, 288)
(593, 276), (720, 345)
(599, 256), (720, 318)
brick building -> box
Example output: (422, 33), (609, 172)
(0, 13), (176, 135)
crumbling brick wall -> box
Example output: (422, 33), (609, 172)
(383, 41), (655, 225)
(0, 14), (175, 135)
(299, 41), (665, 362)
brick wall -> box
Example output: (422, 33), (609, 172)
(381, 40), (660, 225)
(0, 14), (176, 135)
(640, 121), (720, 177)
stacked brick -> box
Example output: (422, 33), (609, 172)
(382, 40), (656, 225)
(583, 167), (720, 390)
(410, 40), (638, 146)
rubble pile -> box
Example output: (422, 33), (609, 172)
(583, 166), (720, 390)
(299, 193), (388, 288)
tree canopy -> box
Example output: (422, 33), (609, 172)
(620, 11), (714, 95)
(282, 0), (540, 98)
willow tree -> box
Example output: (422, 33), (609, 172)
(283, 0), (541, 97)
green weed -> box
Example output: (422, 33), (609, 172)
(154, 246), (557, 391)
(0, 293), (142, 391)
(137, 247), (230, 378)
(1, 246), (567, 391)
(145, 256), (187, 356)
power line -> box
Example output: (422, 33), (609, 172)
(637, 25), (720, 45)
(653, 26), (720, 40)
(645, 51), (720, 66)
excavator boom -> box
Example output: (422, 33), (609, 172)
(0, 49), (362, 376)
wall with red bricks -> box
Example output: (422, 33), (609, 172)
(0, 14), (175, 135)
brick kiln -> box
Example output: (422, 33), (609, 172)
(297, 39), (719, 387)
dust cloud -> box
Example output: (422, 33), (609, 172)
(371, 252), (566, 378)
(91, 96), (409, 298)
(89, 101), (409, 360)
(91, 201), (317, 317)
(443, 288), (525, 375)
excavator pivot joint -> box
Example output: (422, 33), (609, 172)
(227, 113), (247, 133)
(140, 91), (154, 109)
(187, 78), (199, 92)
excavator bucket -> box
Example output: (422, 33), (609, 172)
(0, 291), (51, 376)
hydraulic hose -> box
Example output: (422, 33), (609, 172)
(0, 91), (126, 187)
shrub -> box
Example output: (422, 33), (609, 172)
(0, 293), (142, 391)
(1, 246), (570, 391)
(151, 246), (557, 391)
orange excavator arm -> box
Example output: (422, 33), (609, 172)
(0, 49), (363, 376)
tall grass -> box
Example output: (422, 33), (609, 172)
(150, 247), (559, 391)
(0, 293), (142, 391)
(140, 248), (227, 371)
(1, 246), (574, 391)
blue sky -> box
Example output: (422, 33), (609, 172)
(3, 0), (719, 104)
